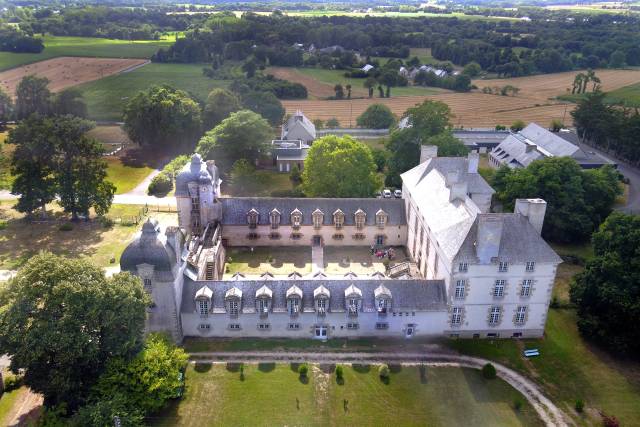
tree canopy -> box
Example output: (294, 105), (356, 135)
(302, 135), (381, 198)
(0, 253), (149, 408)
(203, 88), (242, 130)
(123, 85), (202, 151)
(15, 75), (51, 119)
(196, 109), (273, 171)
(570, 212), (640, 356)
(356, 104), (396, 129)
(492, 157), (621, 243)
(240, 90), (285, 127)
(0, 87), (13, 128)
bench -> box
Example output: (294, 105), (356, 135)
(523, 349), (540, 357)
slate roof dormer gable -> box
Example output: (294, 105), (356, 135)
(195, 285), (213, 300)
(374, 284), (392, 299)
(255, 285), (273, 299)
(120, 218), (176, 278)
(220, 198), (406, 227)
(286, 284), (303, 299)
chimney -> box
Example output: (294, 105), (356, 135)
(420, 145), (438, 164)
(467, 152), (479, 174)
(476, 215), (503, 264)
(515, 198), (547, 235)
(446, 171), (459, 186)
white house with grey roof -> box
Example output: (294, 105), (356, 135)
(281, 110), (316, 144)
(121, 146), (561, 342)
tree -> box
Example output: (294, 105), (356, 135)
(379, 70), (397, 98)
(15, 75), (51, 119)
(510, 120), (526, 132)
(493, 158), (621, 243)
(302, 135), (381, 197)
(289, 164), (302, 186)
(334, 84), (344, 99)
(370, 148), (387, 173)
(0, 88), (13, 129)
(482, 363), (497, 379)
(241, 58), (257, 77)
(196, 110), (273, 171)
(364, 77), (376, 98)
(91, 334), (188, 415)
(203, 89), (242, 129)
(345, 84), (352, 99)
(0, 253), (149, 408)
(403, 100), (452, 136)
(123, 85), (202, 151)
(241, 90), (285, 126)
(462, 61), (482, 77)
(8, 116), (58, 216)
(609, 50), (626, 69)
(424, 131), (468, 157)
(229, 159), (258, 196)
(313, 118), (324, 129)
(570, 212), (640, 356)
(326, 118), (340, 128)
(356, 104), (396, 129)
(52, 87), (88, 118)
(550, 119), (564, 132)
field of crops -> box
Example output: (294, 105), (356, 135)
(0, 35), (173, 72)
(77, 63), (229, 121)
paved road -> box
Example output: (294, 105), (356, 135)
(189, 350), (569, 426)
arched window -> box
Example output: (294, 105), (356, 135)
(312, 209), (324, 229)
(247, 209), (259, 229)
(225, 287), (243, 317)
(195, 285), (213, 318)
(333, 209), (345, 230)
(354, 209), (366, 230)
(255, 285), (272, 317)
(313, 285), (330, 315)
(376, 209), (388, 229)
(291, 208), (303, 230)
(344, 285), (362, 317)
(270, 209), (281, 230)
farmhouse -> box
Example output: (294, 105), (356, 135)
(489, 123), (615, 169)
(270, 139), (310, 173)
(121, 150), (561, 342)
(281, 110), (316, 144)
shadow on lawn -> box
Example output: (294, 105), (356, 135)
(194, 362), (212, 373)
(258, 362), (275, 373)
(352, 364), (371, 373)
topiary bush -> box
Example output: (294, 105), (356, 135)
(378, 364), (390, 380)
(298, 363), (308, 378)
(148, 172), (173, 196)
(513, 398), (523, 411)
(482, 363), (496, 379)
(335, 365), (344, 382)
(575, 399), (584, 413)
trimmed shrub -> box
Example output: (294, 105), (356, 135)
(148, 173), (173, 196)
(482, 363), (497, 379)
(378, 364), (390, 380)
(513, 398), (523, 411)
(575, 399), (584, 413)
(298, 363), (308, 378)
(335, 365), (344, 381)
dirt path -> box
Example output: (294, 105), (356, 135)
(3, 388), (43, 427)
(190, 350), (570, 426)
(0, 57), (148, 97)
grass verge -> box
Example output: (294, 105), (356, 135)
(105, 157), (154, 195)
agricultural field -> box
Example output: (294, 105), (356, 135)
(151, 364), (542, 426)
(603, 81), (640, 107)
(77, 63), (229, 121)
(236, 9), (523, 21)
(0, 57), (147, 97)
(0, 35), (173, 72)
(282, 68), (640, 127)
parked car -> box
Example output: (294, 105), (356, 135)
(394, 189), (402, 198)
(383, 189), (392, 198)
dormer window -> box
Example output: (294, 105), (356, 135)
(247, 209), (259, 229)
(344, 285), (362, 317)
(333, 209), (345, 230)
(291, 208), (302, 230)
(376, 210), (387, 229)
(270, 209), (281, 230)
(225, 287), (243, 317)
(314, 285), (330, 315)
(498, 261), (509, 272)
(374, 284), (392, 316)
(195, 285), (213, 318)
(286, 285), (303, 316)
(255, 285), (272, 317)
(525, 261), (535, 272)
(312, 209), (324, 229)
(355, 209), (366, 230)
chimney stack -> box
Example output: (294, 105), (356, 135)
(515, 198), (547, 235)
(467, 152), (479, 174)
(449, 181), (468, 202)
(420, 145), (438, 164)
(476, 215), (504, 263)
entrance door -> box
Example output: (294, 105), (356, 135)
(313, 235), (322, 246)
(405, 324), (415, 338)
(314, 326), (328, 340)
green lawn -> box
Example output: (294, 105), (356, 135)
(105, 157), (154, 194)
(0, 386), (24, 426)
(603, 82), (640, 107)
(223, 169), (294, 197)
(151, 363), (542, 426)
(447, 309), (640, 426)
(77, 63), (229, 121)
(224, 246), (312, 276)
(0, 35), (173, 71)
(296, 67), (447, 97)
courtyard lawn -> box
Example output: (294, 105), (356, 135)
(0, 202), (176, 270)
(447, 309), (640, 426)
(105, 157), (155, 194)
(224, 246), (312, 277)
(0, 35), (173, 71)
(323, 246), (408, 276)
(77, 63), (229, 121)
(296, 67), (447, 97)
(223, 169), (294, 197)
(151, 363), (542, 426)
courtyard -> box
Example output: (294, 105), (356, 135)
(223, 246), (410, 279)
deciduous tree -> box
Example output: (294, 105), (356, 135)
(0, 88), (13, 129)
(15, 75), (51, 119)
(203, 88), (242, 129)
(356, 104), (396, 129)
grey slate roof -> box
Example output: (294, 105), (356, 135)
(219, 197), (406, 226)
(175, 154), (220, 197)
(181, 277), (447, 314)
(281, 112), (316, 141)
(454, 213), (562, 264)
(120, 219), (177, 274)
(453, 130), (510, 149)
(423, 157), (495, 195)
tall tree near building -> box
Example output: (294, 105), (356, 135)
(302, 135), (381, 198)
(15, 75), (51, 119)
(123, 85), (202, 151)
(0, 88), (13, 129)
(196, 110), (273, 171)
(203, 88), (242, 129)
(356, 104), (396, 129)
(52, 87), (88, 118)
(0, 253), (149, 409)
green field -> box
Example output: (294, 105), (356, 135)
(77, 63), (229, 121)
(0, 35), (173, 71)
(603, 82), (640, 107)
(105, 157), (154, 194)
(151, 364), (542, 426)
(296, 67), (446, 97)
(240, 10), (521, 21)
